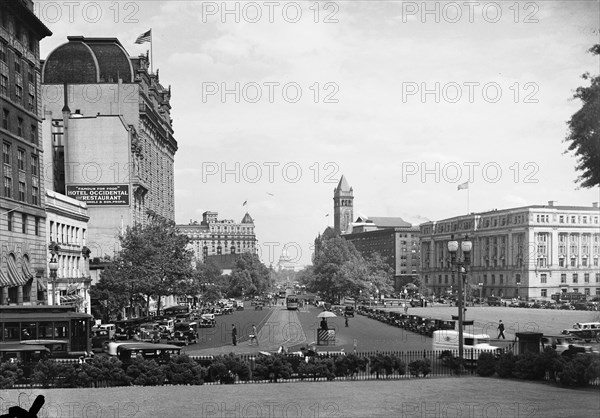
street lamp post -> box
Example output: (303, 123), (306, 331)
(447, 235), (472, 363)
(49, 255), (58, 305)
(478, 282), (483, 307)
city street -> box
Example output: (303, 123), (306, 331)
(185, 303), (600, 356)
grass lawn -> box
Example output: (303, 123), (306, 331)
(2, 377), (598, 417)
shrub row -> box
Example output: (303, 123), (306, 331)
(2, 352), (433, 388)
(477, 348), (600, 387)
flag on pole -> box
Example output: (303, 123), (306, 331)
(242, 201), (247, 206)
(457, 182), (469, 191)
(135, 29), (152, 44)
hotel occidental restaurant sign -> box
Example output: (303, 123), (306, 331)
(66, 185), (130, 206)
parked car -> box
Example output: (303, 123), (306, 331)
(255, 302), (264, 310)
(236, 301), (245, 310)
(169, 322), (199, 346)
(91, 328), (111, 353)
(199, 314), (216, 328)
(344, 306), (355, 317)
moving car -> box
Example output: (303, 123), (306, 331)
(561, 322), (600, 342)
(541, 335), (595, 356)
(344, 305), (355, 317)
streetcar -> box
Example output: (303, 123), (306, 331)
(286, 296), (299, 310)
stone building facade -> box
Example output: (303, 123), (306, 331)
(178, 211), (257, 264)
(419, 202), (600, 301)
(40, 36), (177, 261)
(0, 0), (51, 305)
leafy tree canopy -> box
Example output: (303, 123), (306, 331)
(565, 44), (600, 188)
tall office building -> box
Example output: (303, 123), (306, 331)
(0, 0), (51, 305)
(40, 36), (177, 263)
(419, 202), (600, 300)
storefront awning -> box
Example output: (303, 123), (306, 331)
(0, 269), (10, 287)
(22, 261), (34, 280)
(6, 256), (27, 287)
(61, 294), (83, 304)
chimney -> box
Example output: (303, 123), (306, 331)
(548, 201), (555, 207)
(593, 202), (599, 208)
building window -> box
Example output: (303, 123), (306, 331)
(14, 57), (21, 74)
(570, 258), (576, 267)
(541, 289), (547, 297)
(0, 74), (7, 96)
(18, 181), (25, 201)
(2, 142), (9, 164)
(34, 217), (39, 236)
(584, 273), (589, 283)
(16, 86), (22, 105)
(559, 258), (564, 267)
(28, 64), (35, 83)
(17, 149), (25, 170)
(0, 41), (6, 62)
(31, 186), (38, 205)
(559, 215), (564, 223)
(2, 109), (8, 129)
(572, 273), (578, 284)
(28, 94), (35, 112)
(582, 258), (588, 267)
(560, 274), (566, 284)
(491, 274), (496, 284)
(21, 213), (27, 234)
(4, 176), (11, 198)
(596, 273), (600, 283)
(540, 274), (547, 284)
(7, 212), (12, 231)
(31, 154), (38, 175)
(30, 125), (37, 143)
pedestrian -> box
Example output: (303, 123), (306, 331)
(320, 318), (328, 331)
(497, 320), (506, 339)
(249, 324), (258, 346)
(344, 313), (349, 328)
(403, 303), (409, 314)
(232, 324), (237, 346)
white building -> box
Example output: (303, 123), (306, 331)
(46, 189), (91, 313)
(419, 202), (600, 301)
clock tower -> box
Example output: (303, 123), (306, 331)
(334, 175), (354, 235)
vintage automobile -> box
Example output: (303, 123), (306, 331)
(255, 302), (264, 310)
(138, 323), (161, 343)
(169, 322), (199, 346)
(91, 328), (111, 353)
(235, 300), (245, 310)
(199, 314), (216, 328)
(540, 335), (595, 356)
(561, 322), (600, 342)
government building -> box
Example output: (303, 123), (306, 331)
(0, 1), (51, 305)
(419, 202), (600, 301)
(178, 211), (257, 264)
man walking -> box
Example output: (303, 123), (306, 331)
(497, 320), (506, 339)
(232, 324), (237, 346)
(249, 324), (258, 346)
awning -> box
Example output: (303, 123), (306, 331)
(6, 256), (27, 287)
(61, 294), (83, 304)
(37, 280), (48, 291)
(22, 261), (34, 280)
(0, 269), (10, 287)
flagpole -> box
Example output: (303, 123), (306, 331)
(467, 186), (470, 214)
(150, 29), (153, 74)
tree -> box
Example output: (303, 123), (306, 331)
(565, 44), (600, 188)
(229, 253), (272, 297)
(91, 217), (194, 317)
(364, 252), (394, 299)
(312, 235), (367, 302)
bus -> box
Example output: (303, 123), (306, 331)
(0, 305), (93, 357)
(286, 296), (299, 310)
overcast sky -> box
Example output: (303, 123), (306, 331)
(37, 1), (600, 267)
